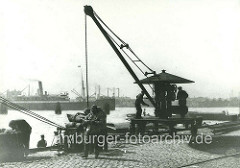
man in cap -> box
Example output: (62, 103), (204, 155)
(37, 134), (47, 148)
(177, 86), (188, 107)
(82, 105), (106, 159)
(135, 90), (149, 119)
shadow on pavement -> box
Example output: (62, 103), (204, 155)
(189, 135), (240, 156)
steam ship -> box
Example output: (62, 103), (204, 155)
(4, 81), (115, 111)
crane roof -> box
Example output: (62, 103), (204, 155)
(137, 70), (194, 84)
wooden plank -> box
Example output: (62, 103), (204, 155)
(130, 117), (201, 136)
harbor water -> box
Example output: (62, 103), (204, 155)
(0, 107), (239, 149)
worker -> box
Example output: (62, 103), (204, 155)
(82, 105), (106, 159)
(135, 91), (149, 119)
(177, 86), (188, 107)
(37, 135), (47, 148)
(166, 84), (177, 117)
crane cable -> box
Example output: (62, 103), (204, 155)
(108, 35), (154, 91)
(85, 13), (89, 108)
(92, 10), (154, 92)
(93, 10), (155, 73)
(0, 96), (65, 129)
(108, 35), (146, 75)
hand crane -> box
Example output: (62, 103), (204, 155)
(84, 6), (156, 108)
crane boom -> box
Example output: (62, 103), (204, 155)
(84, 6), (156, 107)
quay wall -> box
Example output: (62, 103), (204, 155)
(11, 98), (115, 111)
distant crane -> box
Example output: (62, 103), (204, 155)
(106, 87), (120, 97)
(71, 89), (82, 98)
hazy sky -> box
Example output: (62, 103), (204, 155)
(0, 0), (240, 98)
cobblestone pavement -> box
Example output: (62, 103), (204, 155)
(183, 156), (240, 168)
(1, 135), (240, 168)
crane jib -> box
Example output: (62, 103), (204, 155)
(84, 6), (156, 107)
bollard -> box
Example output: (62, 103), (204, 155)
(0, 103), (8, 114)
(55, 102), (62, 114)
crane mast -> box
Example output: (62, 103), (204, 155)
(84, 6), (156, 108)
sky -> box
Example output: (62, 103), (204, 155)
(0, 0), (240, 99)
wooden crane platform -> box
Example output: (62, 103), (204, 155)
(130, 117), (203, 137)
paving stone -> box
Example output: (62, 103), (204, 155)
(1, 136), (239, 168)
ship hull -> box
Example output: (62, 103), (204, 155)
(12, 98), (115, 111)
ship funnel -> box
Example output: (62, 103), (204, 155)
(38, 81), (43, 96)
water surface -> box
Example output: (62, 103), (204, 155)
(0, 107), (239, 148)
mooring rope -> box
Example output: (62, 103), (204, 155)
(0, 96), (65, 129)
(1, 97), (61, 126)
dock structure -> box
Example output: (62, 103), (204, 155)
(130, 117), (202, 136)
(137, 70), (194, 119)
(130, 70), (199, 136)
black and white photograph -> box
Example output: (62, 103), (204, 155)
(0, 0), (240, 167)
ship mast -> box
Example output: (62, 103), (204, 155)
(78, 65), (86, 99)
